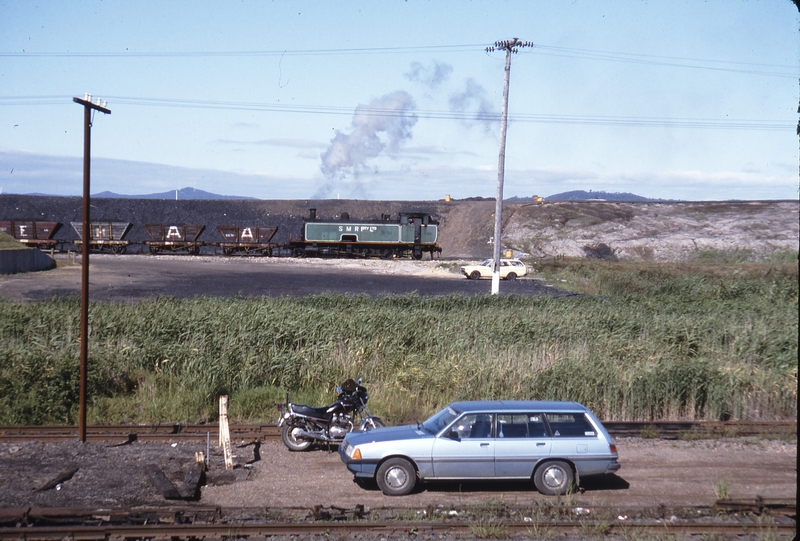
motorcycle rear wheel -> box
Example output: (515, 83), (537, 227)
(281, 422), (313, 451)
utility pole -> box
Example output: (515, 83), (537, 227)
(485, 38), (533, 295)
(72, 94), (111, 442)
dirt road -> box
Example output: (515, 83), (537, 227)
(0, 254), (566, 302)
(0, 438), (795, 510)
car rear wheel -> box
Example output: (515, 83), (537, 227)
(506, 272), (517, 281)
(376, 458), (416, 496)
(469, 270), (481, 280)
(534, 460), (574, 495)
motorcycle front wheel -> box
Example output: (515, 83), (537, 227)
(281, 422), (313, 451)
(361, 417), (386, 430)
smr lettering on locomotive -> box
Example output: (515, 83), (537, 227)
(338, 226), (378, 233)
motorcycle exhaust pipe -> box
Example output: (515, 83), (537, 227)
(293, 428), (339, 443)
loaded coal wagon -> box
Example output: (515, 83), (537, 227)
(288, 208), (441, 259)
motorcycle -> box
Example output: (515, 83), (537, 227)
(275, 378), (385, 451)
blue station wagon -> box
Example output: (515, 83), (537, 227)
(339, 401), (620, 496)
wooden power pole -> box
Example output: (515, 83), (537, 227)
(72, 94), (111, 442)
(485, 38), (533, 294)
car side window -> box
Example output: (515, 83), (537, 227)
(453, 414), (494, 439)
(545, 413), (597, 437)
(497, 414), (548, 438)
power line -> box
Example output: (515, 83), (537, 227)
(530, 45), (798, 78)
(0, 44), (481, 58)
(0, 95), (791, 131)
(1, 42), (795, 77)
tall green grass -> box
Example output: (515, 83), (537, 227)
(0, 260), (796, 425)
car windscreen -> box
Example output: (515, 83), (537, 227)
(422, 406), (460, 434)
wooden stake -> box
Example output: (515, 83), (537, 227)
(219, 395), (233, 470)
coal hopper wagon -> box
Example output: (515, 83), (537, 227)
(0, 220), (61, 249)
(71, 221), (132, 254)
(143, 224), (205, 255)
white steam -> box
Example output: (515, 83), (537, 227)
(317, 91), (417, 198)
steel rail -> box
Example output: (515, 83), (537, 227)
(0, 502), (794, 540)
(0, 421), (794, 443)
(0, 424), (279, 443)
(0, 519), (795, 540)
(602, 420), (797, 439)
(2, 500), (795, 520)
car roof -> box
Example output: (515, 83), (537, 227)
(448, 400), (589, 414)
(475, 259), (523, 265)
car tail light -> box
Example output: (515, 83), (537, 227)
(609, 443), (617, 454)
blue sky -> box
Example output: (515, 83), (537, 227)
(1, 0), (798, 201)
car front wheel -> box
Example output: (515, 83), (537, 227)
(469, 270), (481, 280)
(534, 460), (574, 495)
(376, 458), (417, 496)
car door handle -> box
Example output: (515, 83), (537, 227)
(480, 443), (490, 447)
(536, 442), (546, 446)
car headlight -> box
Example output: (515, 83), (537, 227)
(346, 445), (362, 460)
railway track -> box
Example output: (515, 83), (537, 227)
(0, 502), (795, 540)
(0, 424), (279, 443)
(0, 421), (794, 443)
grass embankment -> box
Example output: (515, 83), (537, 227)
(0, 258), (796, 425)
(0, 231), (28, 250)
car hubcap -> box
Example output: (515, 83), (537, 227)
(544, 467), (564, 489)
(385, 467), (408, 489)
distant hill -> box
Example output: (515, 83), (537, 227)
(508, 191), (665, 202)
(547, 190), (661, 202)
(92, 187), (256, 200)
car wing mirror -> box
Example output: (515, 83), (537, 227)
(445, 429), (460, 441)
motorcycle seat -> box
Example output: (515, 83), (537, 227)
(293, 404), (333, 420)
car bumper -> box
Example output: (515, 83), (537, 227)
(339, 445), (379, 478)
(344, 461), (378, 478)
(574, 458), (621, 477)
